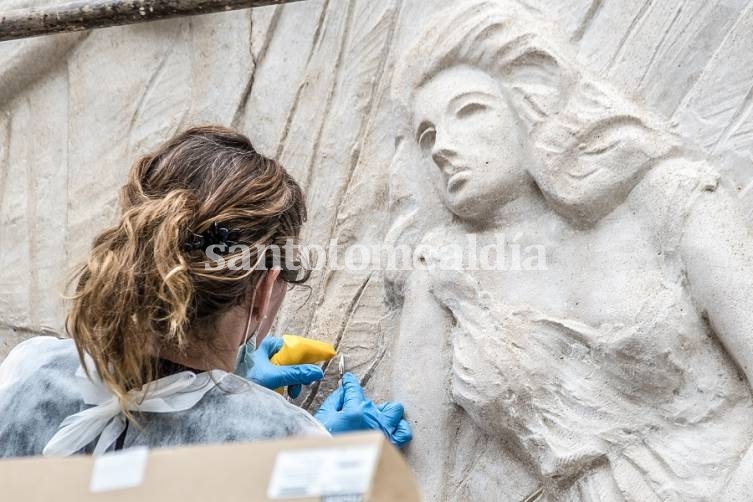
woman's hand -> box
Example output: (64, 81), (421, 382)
(247, 336), (324, 398)
(314, 373), (413, 448)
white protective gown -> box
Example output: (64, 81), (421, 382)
(0, 336), (327, 457)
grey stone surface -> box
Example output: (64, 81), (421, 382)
(2, 1), (753, 500)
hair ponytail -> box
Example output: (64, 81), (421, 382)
(69, 188), (199, 405)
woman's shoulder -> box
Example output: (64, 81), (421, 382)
(221, 376), (325, 426)
(127, 374), (327, 450)
(157, 374), (327, 442)
(415, 225), (466, 264)
(0, 337), (84, 458)
(639, 157), (720, 196)
(0, 336), (79, 384)
(630, 158), (722, 243)
(631, 157), (721, 214)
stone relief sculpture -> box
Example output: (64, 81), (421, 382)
(387, 1), (753, 500)
(3, 0), (753, 499)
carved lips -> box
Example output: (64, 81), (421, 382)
(447, 170), (471, 193)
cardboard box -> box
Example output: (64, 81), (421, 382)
(0, 432), (420, 501)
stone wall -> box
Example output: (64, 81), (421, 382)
(2, 1), (753, 500)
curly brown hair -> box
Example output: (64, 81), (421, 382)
(67, 125), (307, 409)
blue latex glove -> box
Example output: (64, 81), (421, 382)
(247, 336), (324, 399)
(314, 373), (413, 448)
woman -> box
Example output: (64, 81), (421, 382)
(387, 1), (753, 500)
(0, 126), (411, 457)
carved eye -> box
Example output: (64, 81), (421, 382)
(418, 127), (436, 151)
(457, 102), (488, 118)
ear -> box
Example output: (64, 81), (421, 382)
(252, 269), (282, 322)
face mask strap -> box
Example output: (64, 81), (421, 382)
(242, 299), (257, 348)
(242, 292), (267, 349)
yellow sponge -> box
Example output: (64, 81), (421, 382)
(270, 334), (336, 366)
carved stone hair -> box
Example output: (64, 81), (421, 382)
(392, 0), (571, 135)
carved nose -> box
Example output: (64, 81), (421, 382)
(432, 148), (450, 169)
(431, 141), (456, 172)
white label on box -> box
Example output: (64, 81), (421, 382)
(267, 444), (379, 499)
(89, 446), (149, 493)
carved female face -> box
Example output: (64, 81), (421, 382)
(413, 65), (531, 219)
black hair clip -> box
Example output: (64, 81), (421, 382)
(183, 222), (240, 254)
